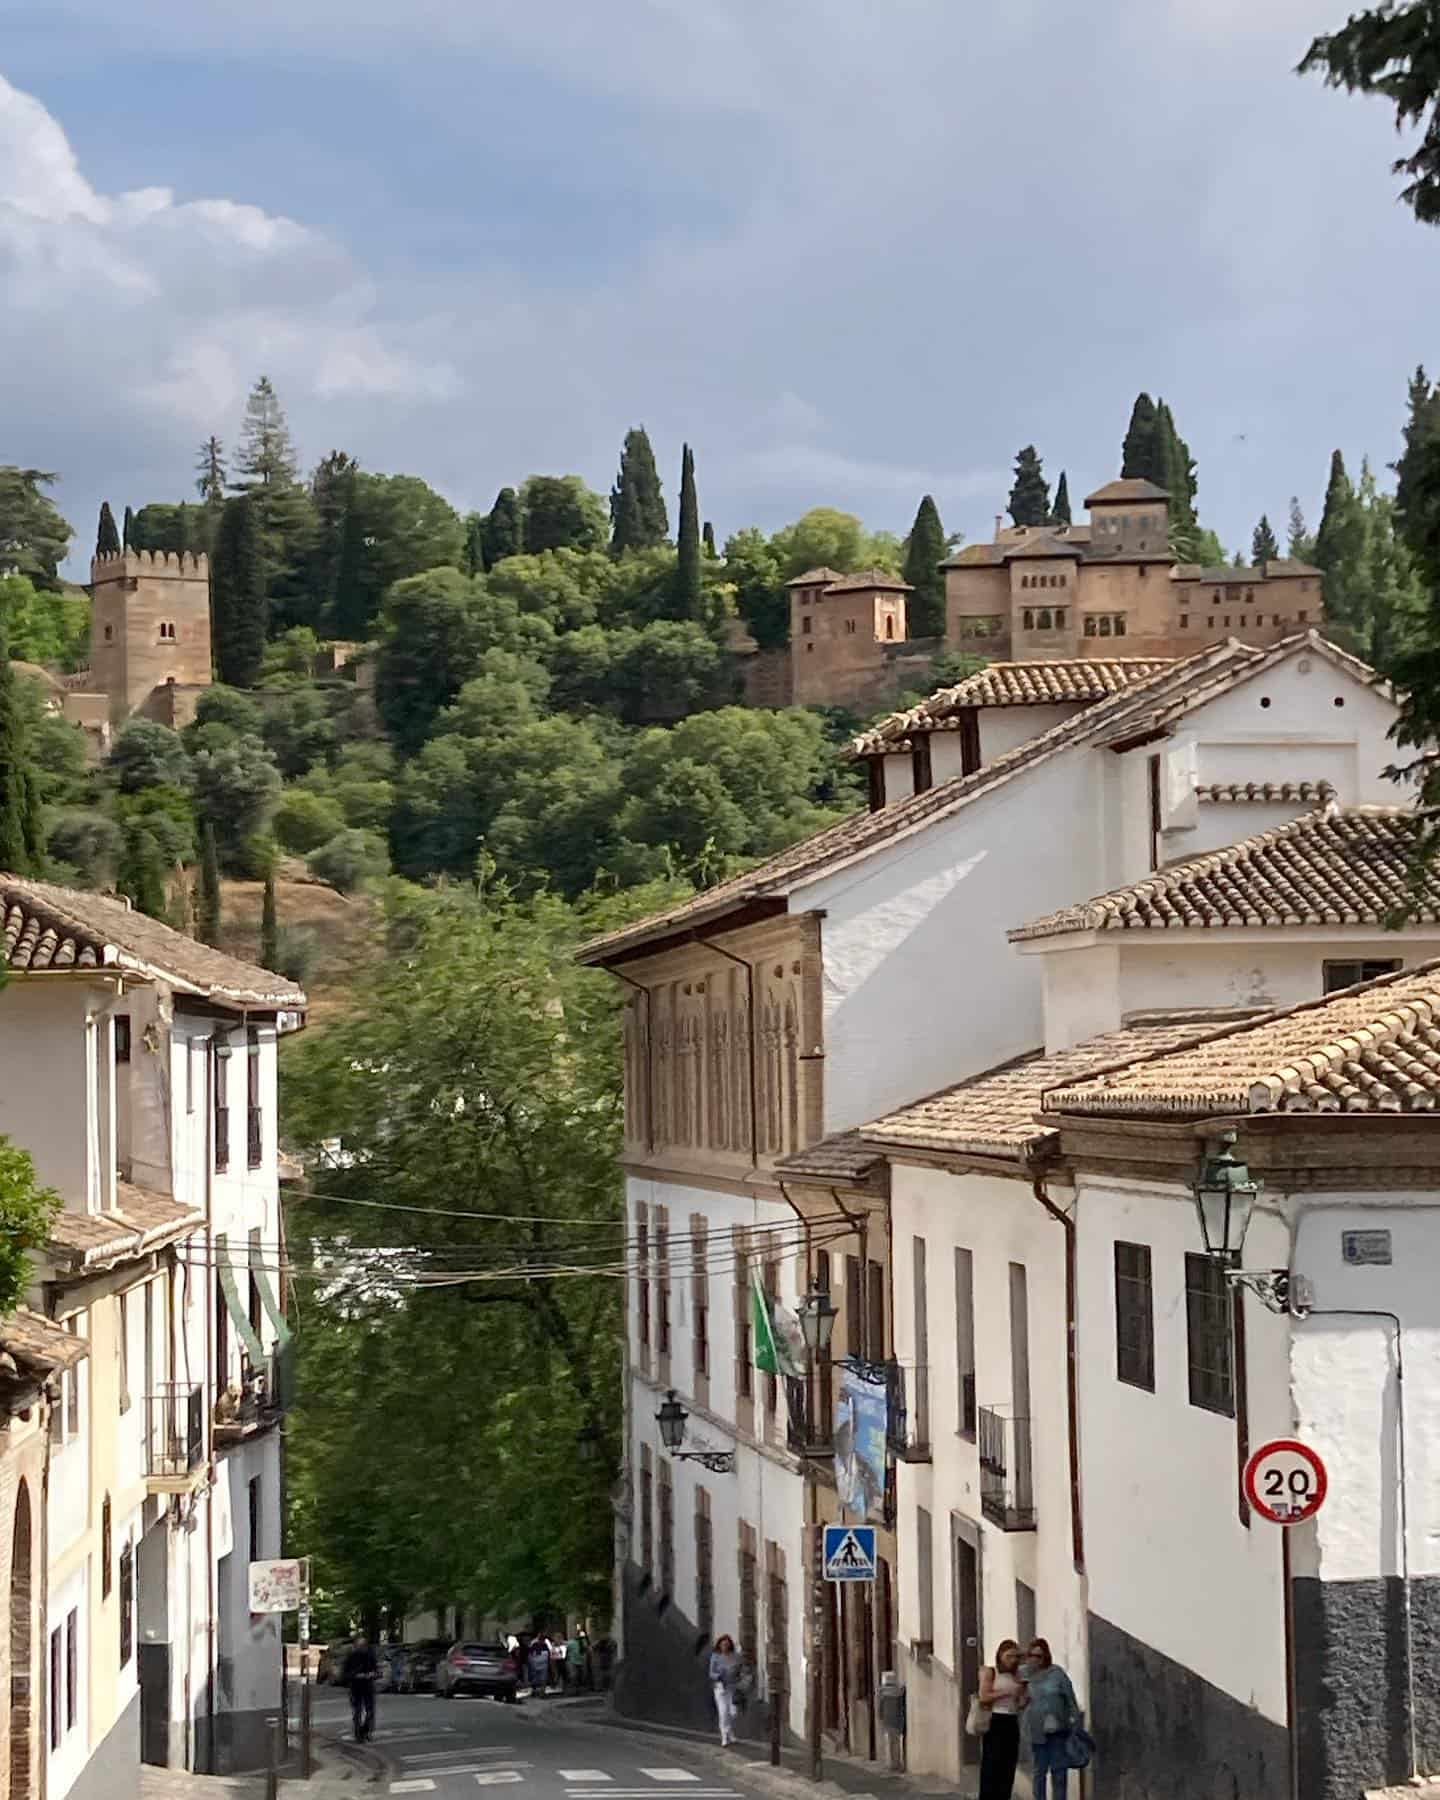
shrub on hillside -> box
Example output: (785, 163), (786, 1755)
(307, 829), (389, 894)
(274, 789), (347, 855)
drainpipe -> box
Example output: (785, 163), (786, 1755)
(1029, 1169), (1085, 1572)
(693, 934), (760, 1169)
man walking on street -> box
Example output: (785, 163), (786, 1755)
(343, 1632), (379, 1742)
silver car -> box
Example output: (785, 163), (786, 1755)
(436, 1641), (520, 1701)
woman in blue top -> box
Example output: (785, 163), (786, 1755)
(1020, 1639), (1080, 1800)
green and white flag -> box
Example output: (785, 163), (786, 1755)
(751, 1272), (806, 1379)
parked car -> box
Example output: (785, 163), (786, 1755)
(397, 1639), (448, 1693)
(436, 1641), (520, 1701)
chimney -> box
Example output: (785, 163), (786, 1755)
(994, 514), (1004, 540)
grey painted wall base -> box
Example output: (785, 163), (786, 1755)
(198, 1701), (283, 1775)
(68, 1692), (140, 1800)
(1294, 1573), (1440, 1798)
(618, 1562), (781, 1745)
(1088, 1611), (1288, 1800)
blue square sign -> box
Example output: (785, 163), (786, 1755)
(823, 1524), (877, 1582)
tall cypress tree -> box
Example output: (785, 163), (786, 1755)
(122, 506), (135, 553)
(674, 444), (702, 617)
(0, 612), (41, 875)
(198, 823), (223, 948)
(902, 495), (948, 637)
(211, 496), (267, 687)
(261, 865), (279, 969)
(1007, 447), (1051, 526)
(1314, 450), (1369, 631)
(96, 502), (121, 558)
(609, 427), (669, 554)
(1121, 394), (1163, 482)
(1051, 472), (1072, 527)
(481, 487), (523, 566)
(463, 512), (487, 577)
(117, 824), (168, 921)
(703, 521), (716, 557)
(1251, 515), (1280, 566)
(1394, 366), (1440, 562)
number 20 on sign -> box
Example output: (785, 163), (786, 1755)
(1243, 1438), (1328, 1526)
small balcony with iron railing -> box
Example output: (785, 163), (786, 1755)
(978, 1404), (1035, 1531)
(213, 1353), (283, 1445)
(886, 1362), (931, 1463)
(145, 1384), (205, 1492)
(785, 1374), (835, 1462)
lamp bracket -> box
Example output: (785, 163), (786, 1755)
(671, 1449), (736, 1474)
(836, 1356), (889, 1387)
(1225, 1267), (1312, 1318)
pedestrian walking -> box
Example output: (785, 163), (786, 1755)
(976, 1640), (1026, 1799)
(1021, 1639), (1080, 1800)
(565, 1630), (585, 1692)
(527, 1634), (553, 1697)
(708, 1634), (743, 1746)
(341, 1632), (379, 1743)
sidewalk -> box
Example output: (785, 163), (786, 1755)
(139, 1735), (381, 1798)
(540, 1697), (974, 1800)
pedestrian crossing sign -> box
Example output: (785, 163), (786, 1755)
(823, 1524), (877, 1582)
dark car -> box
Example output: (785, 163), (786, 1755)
(436, 1641), (520, 1701)
(397, 1638), (449, 1693)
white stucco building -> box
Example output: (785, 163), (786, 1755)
(579, 630), (1405, 1756)
(0, 877), (305, 1798)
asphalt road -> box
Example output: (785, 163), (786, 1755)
(309, 1690), (746, 1800)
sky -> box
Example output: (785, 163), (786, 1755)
(2, 0), (1438, 572)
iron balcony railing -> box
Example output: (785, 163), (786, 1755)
(146, 1384), (204, 1480)
(886, 1362), (931, 1462)
(978, 1404), (1035, 1531)
(213, 1354), (282, 1438)
(784, 1375), (834, 1458)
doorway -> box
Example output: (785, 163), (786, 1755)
(952, 1518), (982, 1771)
(10, 1480), (33, 1798)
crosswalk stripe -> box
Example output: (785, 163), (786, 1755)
(472, 1774), (526, 1787)
(559, 1772), (612, 1781)
(638, 1773), (701, 1784)
(402, 1748), (516, 1763)
(389, 1783), (435, 1795)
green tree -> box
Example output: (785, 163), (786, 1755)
(609, 427), (669, 554)
(0, 607), (43, 874)
(0, 469), (72, 589)
(46, 811), (122, 889)
(211, 496), (267, 688)
(1007, 446), (1051, 526)
(261, 864), (279, 969)
(1288, 497), (1316, 561)
(1252, 515), (1280, 566)
(301, 451), (360, 633)
(96, 502), (121, 558)
(703, 521), (717, 557)
(198, 823), (223, 947)
(1394, 366), (1440, 556)
(234, 375), (298, 491)
(1052, 472), (1072, 528)
(122, 506), (135, 553)
(274, 789), (348, 855)
(518, 476), (607, 555)
(116, 820), (169, 920)
(723, 528), (787, 649)
(770, 508), (869, 579)
(463, 512), (487, 578)
(196, 436), (227, 505)
(327, 472), (465, 642)
(481, 487), (523, 567)
(191, 738), (282, 875)
(106, 719), (191, 794)
(0, 1136), (58, 1315)
(1121, 394), (1163, 482)
(1, 575), (88, 668)
(902, 495), (947, 637)
(673, 444), (702, 617)
(306, 829), (390, 893)
(1314, 450), (1368, 629)
(262, 687), (337, 780)
(231, 376), (316, 619)
(1300, 5), (1440, 222)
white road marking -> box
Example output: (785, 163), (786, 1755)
(639, 1775), (702, 1785)
(559, 1773), (612, 1782)
(473, 1775), (526, 1787)
(403, 1749), (518, 1763)
(389, 1783), (436, 1795)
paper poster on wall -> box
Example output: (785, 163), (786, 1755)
(833, 1365), (887, 1521)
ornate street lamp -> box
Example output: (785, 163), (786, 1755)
(1192, 1131), (1259, 1262)
(797, 1287), (838, 1359)
(655, 1390), (734, 1473)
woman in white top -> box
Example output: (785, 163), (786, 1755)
(978, 1638), (1027, 1799)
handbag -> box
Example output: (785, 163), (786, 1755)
(965, 1694), (992, 1737)
(1063, 1723), (1095, 1770)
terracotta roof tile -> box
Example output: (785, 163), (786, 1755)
(1044, 959), (1440, 1118)
(774, 1132), (888, 1186)
(1011, 807), (1431, 943)
(0, 1308), (88, 1376)
(0, 876), (305, 1008)
(1084, 478), (1171, 505)
(862, 1016), (1262, 1160)
(46, 1185), (203, 1271)
(785, 567), (847, 587)
(578, 638), (1283, 965)
(823, 568), (913, 594)
(852, 659), (1172, 755)
(1197, 780), (1337, 805)
(1178, 561), (1321, 585)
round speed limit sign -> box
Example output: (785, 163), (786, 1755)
(1244, 1438), (1328, 1526)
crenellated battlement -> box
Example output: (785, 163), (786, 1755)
(90, 548), (209, 581)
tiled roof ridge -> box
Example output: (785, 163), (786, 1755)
(1041, 956), (1440, 1119)
(1198, 779), (1337, 804)
(823, 568), (913, 593)
(1009, 804), (1425, 943)
(851, 657), (1176, 755)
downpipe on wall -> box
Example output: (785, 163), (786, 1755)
(1029, 1169), (1085, 1573)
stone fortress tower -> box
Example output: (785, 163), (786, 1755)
(63, 550), (213, 741)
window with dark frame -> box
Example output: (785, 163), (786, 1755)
(1323, 958), (1402, 995)
(656, 1207), (672, 1358)
(911, 735), (933, 796)
(247, 1027), (262, 1168)
(692, 1219), (709, 1378)
(102, 1495), (113, 1599)
(695, 1488), (714, 1639)
(636, 1208), (651, 1353)
(658, 1463), (674, 1596)
(1185, 1252), (1235, 1417)
(214, 1037), (230, 1173)
(735, 1233), (753, 1401)
(764, 1242), (780, 1413)
(50, 1627), (62, 1750)
(119, 1542), (134, 1668)
(640, 1450), (654, 1580)
(955, 1247), (976, 1437)
(248, 1227), (264, 1344)
(66, 1608), (78, 1732)
(1114, 1241), (1155, 1391)
(117, 1291), (130, 1414)
(866, 1259), (886, 1364)
(114, 1015), (131, 1063)
(249, 1475), (262, 1564)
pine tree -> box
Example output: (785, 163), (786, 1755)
(234, 377), (298, 490)
(703, 521), (717, 558)
(195, 436), (227, 505)
(198, 824), (223, 948)
(1251, 515), (1280, 567)
(1051, 472), (1072, 528)
(481, 488), (523, 566)
(0, 610), (40, 875)
(1288, 497), (1315, 561)
(1007, 447), (1051, 526)
(261, 864), (279, 969)
(96, 502), (121, 558)
(902, 495), (948, 637)
(211, 496), (267, 687)
(122, 506), (135, 552)
(674, 444), (702, 616)
(609, 427), (669, 554)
